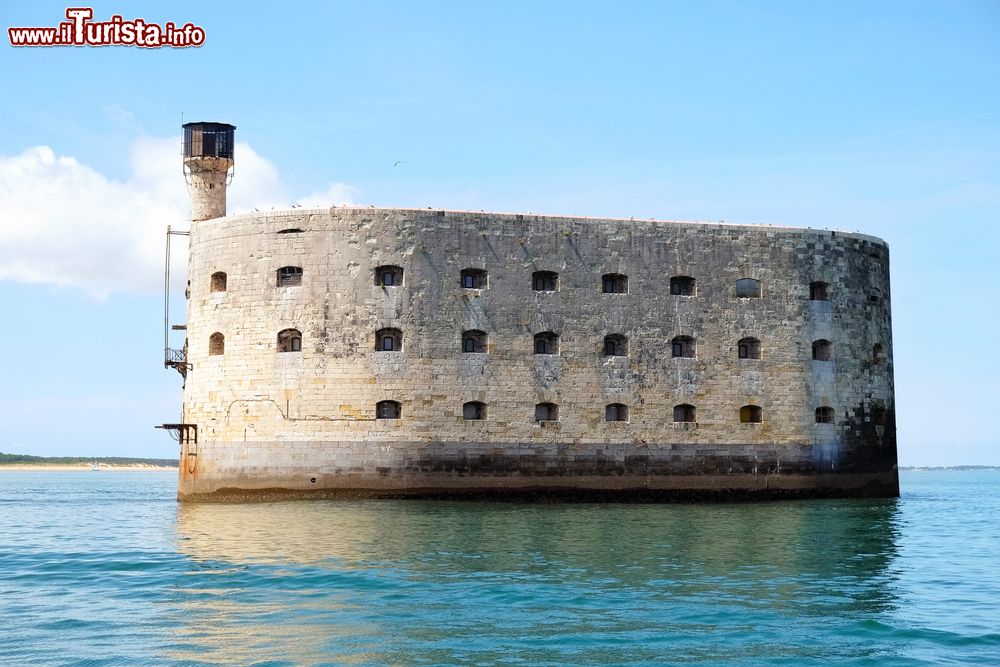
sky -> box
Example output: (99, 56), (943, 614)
(0, 1), (997, 465)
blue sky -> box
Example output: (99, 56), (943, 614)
(1, 1), (997, 464)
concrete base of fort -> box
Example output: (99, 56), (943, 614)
(177, 440), (899, 502)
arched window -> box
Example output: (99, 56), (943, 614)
(463, 401), (487, 420)
(535, 402), (558, 421)
(815, 406), (835, 424)
(532, 271), (558, 292)
(670, 276), (695, 296)
(376, 328), (402, 352)
(375, 265), (403, 287)
(812, 339), (832, 361)
(673, 404), (696, 423)
(277, 266), (303, 287)
(376, 400), (401, 419)
(534, 332), (559, 355)
(460, 268), (487, 289)
(873, 343), (885, 364)
(208, 332), (224, 356)
(277, 328), (302, 353)
(605, 403), (628, 422)
(210, 271), (227, 292)
(738, 337), (761, 360)
(736, 278), (762, 298)
(604, 334), (628, 357)
(671, 335), (695, 358)
(462, 330), (487, 353)
(869, 288), (882, 305)
(602, 273), (628, 294)
(740, 405), (762, 423)
(810, 281), (830, 301)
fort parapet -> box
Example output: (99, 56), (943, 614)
(168, 204), (898, 501)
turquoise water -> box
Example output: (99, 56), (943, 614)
(0, 471), (997, 666)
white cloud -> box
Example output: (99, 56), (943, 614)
(298, 183), (357, 209)
(226, 143), (287, 214)
(225, 146), (355, 213)
(0, 137), (354, 296)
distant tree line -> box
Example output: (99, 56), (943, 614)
(0, 452), (178, 466)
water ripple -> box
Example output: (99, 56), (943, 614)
(1, 470), (999, 665)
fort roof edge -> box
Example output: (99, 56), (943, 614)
(204, 206), (890, 248)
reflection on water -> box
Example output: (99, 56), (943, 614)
(3, 471), (998, 667)
(171, 499), (903, 665)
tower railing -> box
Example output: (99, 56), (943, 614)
(163, 226), (190, 378)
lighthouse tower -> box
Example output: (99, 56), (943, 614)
(182, 121), (235, 221)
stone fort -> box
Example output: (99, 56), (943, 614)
(161, 122), (898, 501)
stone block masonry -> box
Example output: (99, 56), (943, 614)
(175, 207), (897, 501)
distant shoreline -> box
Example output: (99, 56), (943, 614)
(900, 465), (1000, 471)
(0, 452), (179, 469)
(0, 463), (177, 471)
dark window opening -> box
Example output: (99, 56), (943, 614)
(463, 401), (487, 420)
(462, 330), (487, 353)
(670, 276), (695, 296)
(277, 266), (303, 287)
(815, 407), (835, 424)
(534, 332), (559, 355)
(532, 271), (558, 291)
(738, 337), (761, 360)
(873, 343), (885, 364)
(210, 271), (227, 292)
(736, 278), (762, 298)
(812, 339), (832, 361)
(740, 405), (762, 423)
(376, 328), (402, 352)
(603, 334), (628, 357)
(810, 281), (830, 301)
(671, 335), (695, 358)
(201, 132), (216, 156)
(460, 268), (488, 289)
(535, 402), (558, 421)
(376, 400), (401, 419)
(208, 332), (224, 356)
(871, 405), (887, 425)
(605, 403), (628, 422)
(277, 228), (303, 234)
(375, 265), (403, 287)
(673, 404), (696, 423)
(602, 273), (628, 294)
(277, 328), (302, 353)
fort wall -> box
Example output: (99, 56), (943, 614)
(177, 207), (897, 500)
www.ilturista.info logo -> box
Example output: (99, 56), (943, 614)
(8, 8), (205, 48)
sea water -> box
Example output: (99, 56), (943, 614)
(0, 469), (997, 666)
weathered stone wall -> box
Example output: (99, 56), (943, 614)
(178, 207), (897, 500)
(183, 156), (230, 221)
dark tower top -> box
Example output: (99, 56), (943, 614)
(183, 122), (236, 160)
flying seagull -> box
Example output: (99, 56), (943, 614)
(393, 160), (407, 167)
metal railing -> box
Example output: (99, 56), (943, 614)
(165, 348), (187, 366)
